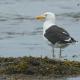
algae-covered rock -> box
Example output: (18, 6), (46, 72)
(0, 56), (80, 76)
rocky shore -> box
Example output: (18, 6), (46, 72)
(0, 56), (80, 76)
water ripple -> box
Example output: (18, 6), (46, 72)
(0, 13), (35, 22)
(60, 12), (80, 19)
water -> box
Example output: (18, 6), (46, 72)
(0, 0), (80, 60)
(0, 76), (80, 80)
(34, 76), (80, 80)
(30, 76), (80, 80)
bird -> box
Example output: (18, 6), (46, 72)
(36, 12), (76, 58)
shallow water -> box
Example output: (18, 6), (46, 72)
(18, 76), (80, 80)
(0, 76), (80, 80)
(34, 76), (80, 80)
(0, 0), (80, 61)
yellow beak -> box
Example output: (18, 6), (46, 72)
(35, 16), (45, 20)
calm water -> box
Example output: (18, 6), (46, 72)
(0, 76), (80, 80)
(30, 76), (80, 80)
(0, 0), (80, 60)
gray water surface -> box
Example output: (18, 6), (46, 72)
(0, 0), (80, 61)
(0, 76), (80, 80)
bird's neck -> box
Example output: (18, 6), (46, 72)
(43, 20), (55, 35)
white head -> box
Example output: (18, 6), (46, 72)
(36, 12), (56, 35)
(43, 12), (55, 22)
(36, 12), (55, 23)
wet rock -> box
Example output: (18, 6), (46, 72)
(30, 60), (40, 66)
(26, 66), (37, 75)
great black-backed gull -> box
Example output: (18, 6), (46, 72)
(36, 12), (76, 58)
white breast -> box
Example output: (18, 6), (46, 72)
(43, 21), (55, 35)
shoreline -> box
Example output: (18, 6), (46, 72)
(0, 74), (80, 80)
(0, 56), (80, 76)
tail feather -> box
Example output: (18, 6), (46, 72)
(63, 37), (77, 43)
(71, 37), (77, 43)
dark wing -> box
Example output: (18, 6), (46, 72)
(44, 25), (75, 44)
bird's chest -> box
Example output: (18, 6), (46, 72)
(54, 42), (69, 48)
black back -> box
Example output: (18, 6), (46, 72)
(44, 25), (71, 44)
